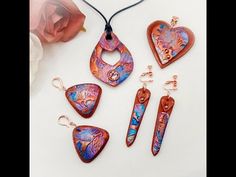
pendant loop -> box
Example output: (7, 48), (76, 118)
(58, 115), (77, 128)
(171, 16), (179, 27)
(105, 23), (113, 40)
(52, 77), (67, 91)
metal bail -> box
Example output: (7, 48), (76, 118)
(171, 16), (179, 27)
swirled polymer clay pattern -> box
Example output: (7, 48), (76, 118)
(73, 126), (109, 163)
(66, 84), (101, 118)
(151, 24), (189, 64)
(90, 32), (133, 87)
(127, 104), (145, 145)
(152, 112), (169, 155)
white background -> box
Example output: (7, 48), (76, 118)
(30, 0), (206, 177)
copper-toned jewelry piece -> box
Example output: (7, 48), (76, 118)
(147, 17), (195, 68)
(52, 78), (102, 118)
(81, 0), (145, 87)
(58, 115), (109, 163)
(126, 65), (153, 147)
(151, 75), (178, 156)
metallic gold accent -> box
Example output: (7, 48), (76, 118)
(107, 70), (120, 81)
(171, 16), (179, 27)
(139, 65), (153, 89)
(163, 75), (178, 96)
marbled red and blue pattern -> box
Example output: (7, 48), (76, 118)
(73, 126), (109, 163)
(126, 88), (151, 147)
(90, 32), (133, 87)
(151, 24), (189, 64)
(126, 104), (145, 146)
(65, 84), (102, 118)
(152, 112), (169, 155)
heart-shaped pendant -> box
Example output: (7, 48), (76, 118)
(147, 17), (195, 68)
(73, 125), (109, 163)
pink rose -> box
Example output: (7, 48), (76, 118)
(30, 0), (86, 43)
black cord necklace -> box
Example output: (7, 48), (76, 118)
(82, 0), (144, 40)
(83, 0), (145, 87)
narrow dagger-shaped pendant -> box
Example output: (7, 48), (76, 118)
(126, 88), (151, 147)
(151, 96), (175, 156)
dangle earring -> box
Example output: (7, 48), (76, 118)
(126, 65), (153, 147)
(57, 115), (109, 163)
(52, 78), (102, 118)
(151, 75), (178, 156)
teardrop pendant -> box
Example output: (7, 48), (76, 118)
(90, 32), (134, 87)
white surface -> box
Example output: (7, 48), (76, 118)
(30, 0), (206, 177)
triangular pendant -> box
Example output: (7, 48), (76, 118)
(65, 84), (102, 118)
(73, 126), (109, 163)
(90, 32), (134, 87)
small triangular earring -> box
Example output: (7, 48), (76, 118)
(52, 77), (102, 118)
(58, 115), (109, 163)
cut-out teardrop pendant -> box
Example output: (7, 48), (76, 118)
(90, 32), (134, 87)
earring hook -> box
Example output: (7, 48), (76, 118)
(58, 115), (77, 128)
(52, 77), (67, 91)
(163, 75), (178, 96)
(139, 65), (153, 90)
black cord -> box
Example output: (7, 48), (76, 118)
(81, 0), (145, 40)
(81, 0), (108, 24)
(108, 0), (144, 24)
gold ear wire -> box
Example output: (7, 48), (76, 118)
(139, 65), (153, 90)
(163, 75), (178, 96)
(58, 115), (77, 128)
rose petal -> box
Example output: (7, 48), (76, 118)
(59, 0), (86, 41)
(30, 0), (86, 43)
(61, 12), (85, 42)
(30, 0), (47, 30)
(30, 33), (43, 85)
